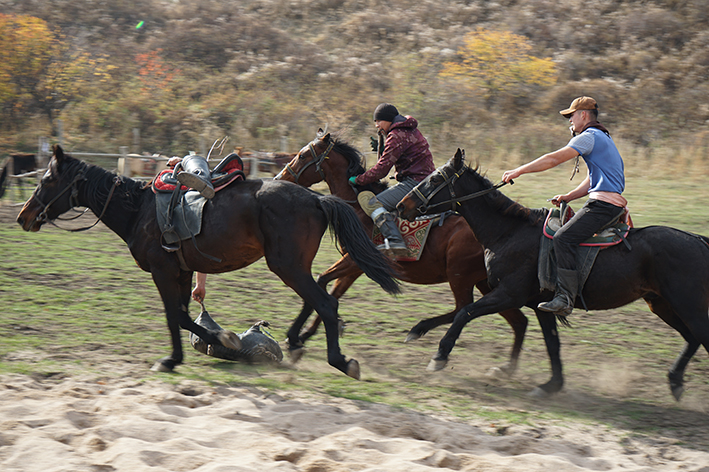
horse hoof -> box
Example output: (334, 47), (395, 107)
(150, 361), (173, 372)
(288, 346), (305, 363)
(528, 387), (551, 398)
(671, 385), (685, 401)
(426, 358), (447, 372)
(218, 330), (242, 351)
(404, 332), (421, 343)
(346, 359), (360, 380)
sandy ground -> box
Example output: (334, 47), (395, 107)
(3, 193), (709, 471)
(1, 372), (709, 472)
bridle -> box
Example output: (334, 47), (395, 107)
(281, 139), (335, 185)
(33, 166), (122, 232)
(411, 163), (511, 215)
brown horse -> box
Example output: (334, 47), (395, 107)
(16, 145), (400, 379)
(274, 132), (528, 375)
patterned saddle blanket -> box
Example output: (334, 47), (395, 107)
(372, 213), (451, 262)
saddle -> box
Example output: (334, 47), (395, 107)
(538, 203), (633, 310)
(152, 152), (246, 194)
(152, 153), (246, 256)
(542, 204), (632, 247)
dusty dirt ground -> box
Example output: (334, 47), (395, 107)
(2, 200), (709, 471)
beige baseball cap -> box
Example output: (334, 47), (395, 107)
(559, 96), (598, 118)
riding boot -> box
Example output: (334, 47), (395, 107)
(538, 268), (578, 316)
(176, 155), (215, 199)
(373, 210), (408, 258)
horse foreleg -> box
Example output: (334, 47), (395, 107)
(301, 270), (361, 341)
(429, 289), (520, 372)
(407, 269), (475, 342)
(151, 268), (241, 372)
(529, 310), (564, 397)
(476, 281), (528, 377)
(150, 269), (193, 372)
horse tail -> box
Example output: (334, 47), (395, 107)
(317, 195), (401, 295)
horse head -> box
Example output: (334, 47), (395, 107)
(274, 129), (335, 185)
(398, 148), (470, 220)
(16, 145), (86, 232)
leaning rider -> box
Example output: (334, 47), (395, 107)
(501, 96), (627, 316)
(349, 103), (436, 257)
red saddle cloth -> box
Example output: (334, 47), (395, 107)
(372, 218), (434, 261)
(152, 159), (244, 194)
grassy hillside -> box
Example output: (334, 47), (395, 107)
(1, 0), (708, 166)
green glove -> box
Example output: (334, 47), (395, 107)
(370, 136), (378, 152)
(348, 176), (358, 185)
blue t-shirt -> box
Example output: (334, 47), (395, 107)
(568, 128), (625, 194)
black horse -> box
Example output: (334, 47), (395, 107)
(17, 145), (399, 378)
(398, 149), (709, 400)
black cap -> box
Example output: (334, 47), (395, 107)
(373, 103), (399, 122)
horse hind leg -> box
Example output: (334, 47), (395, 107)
(645, 294), (703, 401)
(300, 269), (360, 342)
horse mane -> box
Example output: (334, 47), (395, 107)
(63, 154), (147, 212)
(464, 163), (547, 225)
(329, 135), (388, 194)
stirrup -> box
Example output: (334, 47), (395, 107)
(176, 172), (215, 199)
(538, 294), (573, 315)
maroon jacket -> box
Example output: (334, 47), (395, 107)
(354, 116), (435, 185)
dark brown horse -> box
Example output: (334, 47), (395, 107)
(274, 132), (528, 375)
(16, 145), (400, 379)
(398, 149), (709, 400)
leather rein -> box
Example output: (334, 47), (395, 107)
(34, 168), (122, 232)
(412, 164), (510, 215)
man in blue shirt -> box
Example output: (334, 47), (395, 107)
(501, 97), (627, 315)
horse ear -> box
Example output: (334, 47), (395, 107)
(322, 132), (331, 142)
(316, 127), (325, 137)
(53, 144), (65, 162)
(453, 148), (464, 166)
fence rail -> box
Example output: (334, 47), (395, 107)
(1, 147), (289, 206)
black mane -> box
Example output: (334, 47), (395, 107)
(63, 154), (147, 213)
(464, 164), (546, 226)
(330, 137), (388, 194)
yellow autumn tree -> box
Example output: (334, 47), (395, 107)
(0, 14), (113, 132)
(440, 28), (557, 108)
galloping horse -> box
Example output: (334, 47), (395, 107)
(16, 145), (399, 378)
(398, 149), (709, 399)
(275, 132), (528, 375)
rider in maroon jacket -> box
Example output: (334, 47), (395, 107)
(350, 103), (435, 257)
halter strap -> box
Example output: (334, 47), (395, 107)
(414, 164), (511, 214)
(283, 140), (335, 185)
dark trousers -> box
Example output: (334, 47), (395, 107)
(553, 199), (625, 270)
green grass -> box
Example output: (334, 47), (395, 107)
(1, 164), (708, 449)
